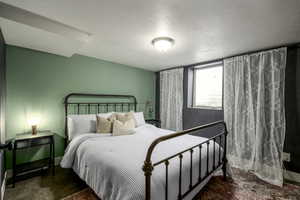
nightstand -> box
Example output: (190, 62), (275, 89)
(12, 131), (55, 187)
(146, 119), (161, 128)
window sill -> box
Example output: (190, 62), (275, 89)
(188, 106), (223, 111)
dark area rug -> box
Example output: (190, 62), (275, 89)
(61, 188), (98, 200)
(198, 169), (300, 200)
(62, 169), (300, 200)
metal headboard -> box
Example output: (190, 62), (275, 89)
(64, 93), (137, 143)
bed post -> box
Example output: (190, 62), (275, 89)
(64, 96), (69, 148)
(143, 161), (153, 200)
(222, 123), (228, 180)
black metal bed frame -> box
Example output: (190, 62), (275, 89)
(143, 121), (227, 200)
(64, 93), (137, 143)
(64, 93), (228, 200)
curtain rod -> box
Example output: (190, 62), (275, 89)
(158, 42), (300, 72)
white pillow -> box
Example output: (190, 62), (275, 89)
(97, 112), (114, 118)
(68, 112), (114, 140)
(133, 112), (146, 127)
(115, 112), (146, 127)
(67, 114), (96, 140)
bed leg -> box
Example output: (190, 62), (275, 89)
(143, 161), (153, 200)
(222, 159), (227, 181)
(222, 126), (228, 181)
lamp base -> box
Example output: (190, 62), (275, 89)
(32, 125), (37, 135)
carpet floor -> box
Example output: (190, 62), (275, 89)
(5, 167), (300, 200)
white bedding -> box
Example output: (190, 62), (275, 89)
(61, 124), (222, 200)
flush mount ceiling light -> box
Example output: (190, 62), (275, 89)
(151, 37), (175, 52)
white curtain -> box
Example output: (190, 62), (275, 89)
(160, 68), (183, 131)
(224, 47), (287, 186)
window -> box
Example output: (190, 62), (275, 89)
(193, 62), (223, 109)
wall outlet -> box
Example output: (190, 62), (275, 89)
(283, 152), (291, 162)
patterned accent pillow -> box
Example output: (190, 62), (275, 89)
(112, 119), (135, 136)
(96, 114), (116, 133)
(116, 112), (136, 125)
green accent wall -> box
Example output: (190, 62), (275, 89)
(6, 45), (155, 168)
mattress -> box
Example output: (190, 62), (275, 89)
(61, 124), (222, 200)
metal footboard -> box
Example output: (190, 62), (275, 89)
(142, 121), (228, 200)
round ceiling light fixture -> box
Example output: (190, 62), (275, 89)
(151, 37), (175, 52)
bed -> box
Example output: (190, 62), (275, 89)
(60, 93), (228, 200)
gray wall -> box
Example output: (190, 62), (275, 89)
(182, 67), (224, 138)
(284, 46), (300, 173)
(0, 28), (6, 190)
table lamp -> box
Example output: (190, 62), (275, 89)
(28, 117), (40, 135)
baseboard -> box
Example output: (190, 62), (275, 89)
(6, 156), (62, 179)
(284, 170), (300, 183)
(1, 171), (6, 200)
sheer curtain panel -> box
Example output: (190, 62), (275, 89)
(160, 68), (183, 131)
(224, 47), (287, 186)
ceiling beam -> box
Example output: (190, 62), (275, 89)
(0, 2), (91, 42)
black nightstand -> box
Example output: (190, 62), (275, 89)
(12, 131), (55, 187)
(146, 119), (161, 128)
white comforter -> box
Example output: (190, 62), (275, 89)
(61, 124), (222, 200)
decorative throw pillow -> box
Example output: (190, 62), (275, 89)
(116, 112), (136, 125)
(112, 119), (135, 136)
(96, 114), (116, 133)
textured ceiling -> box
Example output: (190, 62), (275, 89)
(0, 0), (300, 71)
